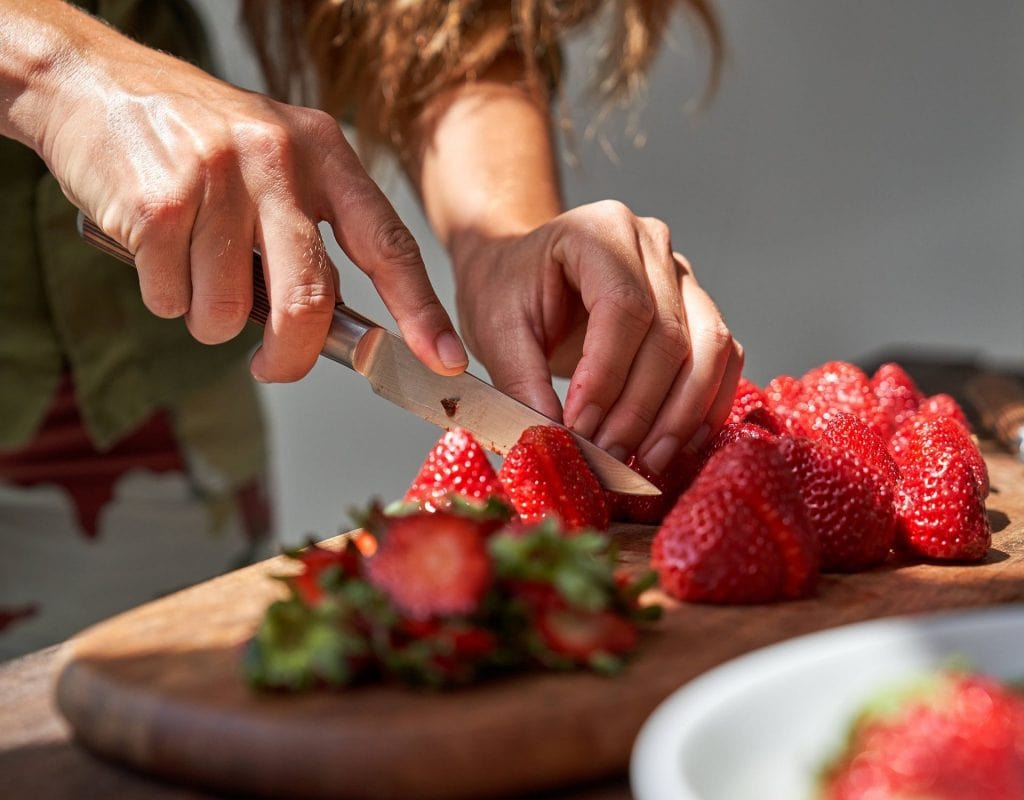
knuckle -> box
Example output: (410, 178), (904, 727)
(591, 198), (633, 223)
(126, 193), (191, 246)
(279, 281), (335, 323)
(372, 220), (423, 270)
(643, 217), (673, 251)
(241, 120), (296, 165)
(604, 283), (655, 329)
(614, 401), (659, 435)
(199, 294), (251, 325)
(693, 319), (735, 357)
(654, 314), (691, 361)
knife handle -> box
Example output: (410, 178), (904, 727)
(965, 372), (1024, 458)
(76, 212), (378, 370)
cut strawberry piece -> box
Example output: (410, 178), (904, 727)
(895, 419), (991, 561)
(820, 412), (901, 488)
(801, 361), (890, 439)
(405, 428), (509, 512)
(365, 511), (493, 619)
(870, 362), (924, 432)
(497, 426), (610, 531)
(606, 450), (698, 526)
(534, 605), (638, 663)
(779, 436), (897, 572)
(653, 438), (817, 603)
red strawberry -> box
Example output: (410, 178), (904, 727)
(727, 377), (788, 434)
(365, 511), (493, 619)
(820, 412), (901, 488)
(405, 428), (508, 512)
(895, 420), (991, 561)
(607, 450), (699, 526)
(652, 438), (817, 603)
(292, 539), (364, 605)
(821, 671), (1024, 800)
(918, 392), (971, 430)
(765, 375), (815, 437)
(386, 618), (499, 686)
(870, 362), (923, 431)
(533, 605), (639, 664)
(779, 436), (897, 572)
(697, 421), (779, 471)
(801, 361), (890, 438)
(891, 415), (989, 497)
(498, 426), (610, 531)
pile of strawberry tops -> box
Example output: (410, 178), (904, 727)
(245, 360), (991, 690)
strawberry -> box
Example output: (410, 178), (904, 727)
(533, 605), (638, 665)
(891, 415), (989, 498)
(291, 539), (364, 606)
(365, 510), (494, 619)
(652, 438), (817, 603)
(820, 671), (1024, 800)
(801, 361), (891, 438)
(870, 362), (923, 431)
(779, 436), (897, 572)
(917, 392), (971, 430)
(727, 377), (788, 434)
(606, 450), (699, 526)
(383, 618), (499, 687)
(820, 412), (901, 488)
(497, 425), (610, 531)
(697, 421), (779, 472)
(405, 427), (509, 511)
(765, 375), (814, 437)
(895, 419), (991, 561)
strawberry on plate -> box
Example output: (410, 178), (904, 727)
(405, 428), (508, 512)
(652, 438), (818, 604)
(779, 436), (897, 572)
(498, 425), (610, 531)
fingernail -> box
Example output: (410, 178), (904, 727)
(250, 353), (269, 384)
(606, 444), (629, 463)
(435, 331), (468, 370)
(642, 435), (680, 475)
(684, 424), (711, 453)
(569, 403), (603, 440)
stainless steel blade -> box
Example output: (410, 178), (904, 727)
(349, 328), (661, 496)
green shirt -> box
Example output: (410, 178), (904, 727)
(0, 0), (265, 493)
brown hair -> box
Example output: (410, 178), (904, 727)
(241, 1), (722, 162)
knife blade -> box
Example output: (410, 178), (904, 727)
(77, 213), (660, 496)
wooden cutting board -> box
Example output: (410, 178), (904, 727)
(56, 447), (1024, 800)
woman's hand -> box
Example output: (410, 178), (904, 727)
(0, 0), (467, 382)
(451, 202), (742, 474)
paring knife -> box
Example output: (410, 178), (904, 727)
(965, 372), (1024, 462)
(77, 213), (659, 496)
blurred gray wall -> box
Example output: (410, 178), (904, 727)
(195, 1), (1024, 543)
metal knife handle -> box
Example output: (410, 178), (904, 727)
(76, 212), (378, 369)
(965, 372), (1024, 458)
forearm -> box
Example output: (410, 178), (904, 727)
(403, 55), (564, 266)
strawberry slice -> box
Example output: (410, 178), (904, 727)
(365, 511), (493, 619)
(534, 605), (638, 664)
(653, 438), (817, 603)
(405, 428), (509, 511)
(779, 436), (898, 572)
(497, 426), (610, 531)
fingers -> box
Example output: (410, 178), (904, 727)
(317, 125), (467, 376)
(129, 196), (195, 321)
(634, 254), (742, 474)
(248, 206), (337, 383)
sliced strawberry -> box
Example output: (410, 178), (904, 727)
(820, 411), (901, 488)
(606, 450), (699, 526)
(497, 426), (610, 531)
(534, 605), (638, 664)
(779, 436), (897, 572)
(405, 427), (509, 512)
(870, 362), (923, 432)
(895, 420), (991, 561)
(653, 438), (817, 603)
(365, 511), (493, 619)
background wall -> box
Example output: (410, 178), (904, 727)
(195, 1), (1024, 544)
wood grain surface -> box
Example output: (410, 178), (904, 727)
(54, 446), (1024, 800)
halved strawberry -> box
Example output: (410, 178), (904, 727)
(652, 438), (817, 604)
(606, 450), (699, 526)
(497, 426), (610, 531)
(405, 428), (509, 512)
(533, 605), (638, 665)
(365, 511), (494, 619)
(870, 362), (923, 432)
(779, 436), (897, 572)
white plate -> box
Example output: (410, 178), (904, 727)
(630, 604), (1024, 800)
